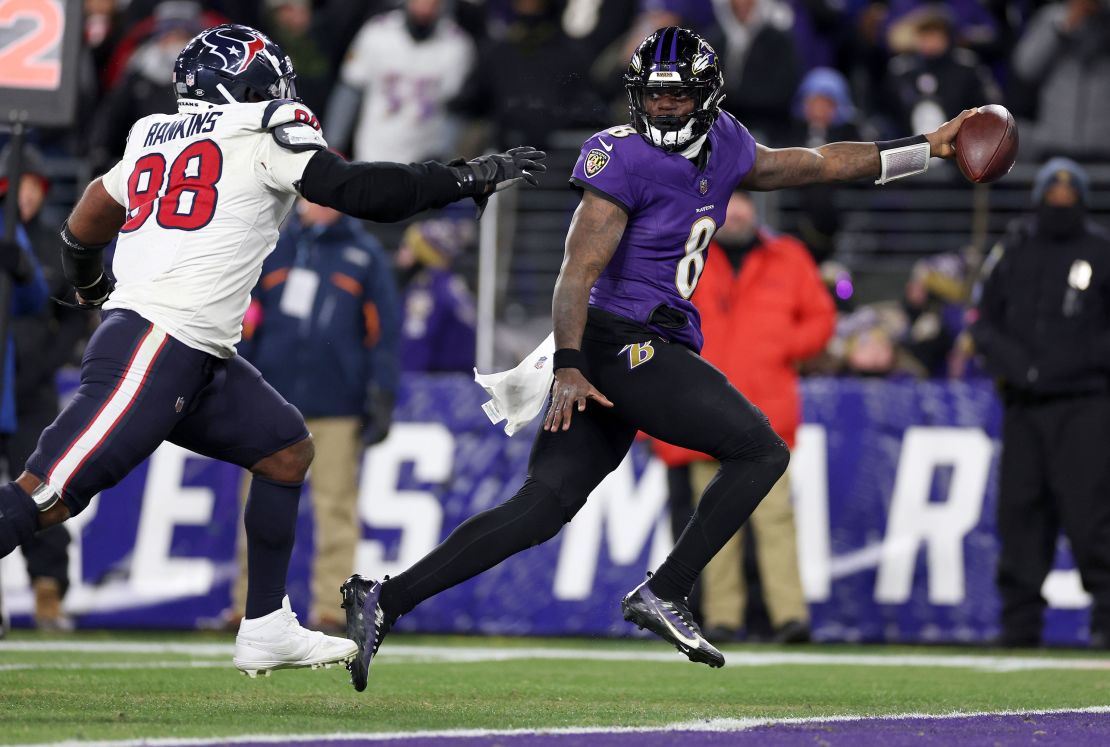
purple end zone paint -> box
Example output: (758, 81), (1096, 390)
(183, 711), (1110, 747)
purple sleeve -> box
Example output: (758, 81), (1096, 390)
(569, 133), (639, 214)
(724, 114), (759, 186)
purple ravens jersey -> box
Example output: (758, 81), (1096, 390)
(569, 111), (757, 352)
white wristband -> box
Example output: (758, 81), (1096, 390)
(875, 141), (931, 185)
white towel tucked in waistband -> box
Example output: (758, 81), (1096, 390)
(473, 333), (555, 436)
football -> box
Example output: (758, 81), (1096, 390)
(955, 104), (1019, 184)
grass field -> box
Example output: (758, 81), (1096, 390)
(2, 631), (1110, 745)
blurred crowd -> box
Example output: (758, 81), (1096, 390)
(6, 0), (1105, 384)
(3, 0), (1108, 642)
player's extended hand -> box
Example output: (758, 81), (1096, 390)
(450, 147), (547, 196)
(925, 109), (977, 159)
(543, 367), (614, 432)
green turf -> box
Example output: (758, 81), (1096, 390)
(2, 632), (1108, 743)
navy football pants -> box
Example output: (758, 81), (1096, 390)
(26, 309), (308, 515)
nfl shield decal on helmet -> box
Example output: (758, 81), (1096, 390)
(699, 178), (709, 195)
(584, 148), (610, 178)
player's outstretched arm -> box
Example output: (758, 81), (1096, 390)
(544, 192), (624, 432)
(740, 109), (976, 191)
(61, 177), (126, 307)
(296, 147), (545, 223)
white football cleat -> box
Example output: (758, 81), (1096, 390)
(234, 596), (357, 678)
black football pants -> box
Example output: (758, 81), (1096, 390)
(384, 309), (789, 618)
(997, 393), (1110, 643)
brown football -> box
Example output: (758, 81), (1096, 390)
(955, 104), (1018, 183)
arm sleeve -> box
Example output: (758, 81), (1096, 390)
(364, 242), (402, 395)
(296, 149), (463, 223)
(568, 132), (639, 214)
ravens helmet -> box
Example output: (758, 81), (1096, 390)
(172, 24), (297, 107)
(624, 27), (724, 152)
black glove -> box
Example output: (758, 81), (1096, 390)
(448, 146), (547, 217)
(361, 387), (396, 446)
(0, 239), (34, 284)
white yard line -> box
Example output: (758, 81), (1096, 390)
(9, 706), (1110, 747)
(2, 641), (1109, 673)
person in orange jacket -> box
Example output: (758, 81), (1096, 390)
(654, 190), (836, 643)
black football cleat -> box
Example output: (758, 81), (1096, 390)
(340, 575), (391, 692)
(621, 580), (724, 668)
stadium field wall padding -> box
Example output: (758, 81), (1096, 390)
(0, 374), (1092, 645)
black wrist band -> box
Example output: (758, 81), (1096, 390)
(875, 134), (928, 152)
(553, 348), (587, 372)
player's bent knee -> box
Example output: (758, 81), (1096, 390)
(251, 435), (314, 484)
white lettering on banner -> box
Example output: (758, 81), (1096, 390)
(132, 444), (215, 597)
(875, 427), (993, 605)
(553, 456), (671, 601)
(356, 423), (449, 579)
(792, 425), (831, 602)
(1043, 569), (1093, 609)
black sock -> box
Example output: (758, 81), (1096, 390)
(244, 475), (302, 619)
(0, 482), (38, 557)
(381, 478), (566, 621)
(649, 437), (789, 602)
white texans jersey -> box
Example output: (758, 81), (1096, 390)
(341, 10), (474, 163)
(100, 98), (326, 358)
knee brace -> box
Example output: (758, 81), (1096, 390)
(0, 483), (39, 557)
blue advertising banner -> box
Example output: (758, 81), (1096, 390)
(0, 374), (1092, 644)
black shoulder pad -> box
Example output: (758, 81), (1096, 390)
(272, 122), (327, 153)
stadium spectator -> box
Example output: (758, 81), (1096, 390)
(259, 0), (335, 115)
(0, 158), (51, 634)
(0, 145), (89, 631)
(709, 0), (802, 144)
(230, 199), (401, 632)
(899, 254), (970, 377)
(451, 0), (605, 150)
(1012, 0), (1110, 159)
(397, 219), (478, 373)
(85, 0), (128, 84)
(971, 158), (1110, 649)
(89, 4), (204, 171)
(788, 67), (866, 262)
(653, 191), (835, 643)
(324, 0), (476, 163)
(880, 3), (999, 138)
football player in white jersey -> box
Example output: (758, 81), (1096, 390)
(0, 24), (544, 678)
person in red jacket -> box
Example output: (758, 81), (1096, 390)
(654, 190), (836, 643)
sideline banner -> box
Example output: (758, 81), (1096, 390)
(0, 375), (1092, 644)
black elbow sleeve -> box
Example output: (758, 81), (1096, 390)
(60, 222), (109, 290)
(297, 149), (462, 223)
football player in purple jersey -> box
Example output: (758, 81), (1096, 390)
(342, 26), (975, 687)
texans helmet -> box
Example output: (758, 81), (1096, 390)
(172, 24), (297, 106)
(624, 27), (724, 152)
